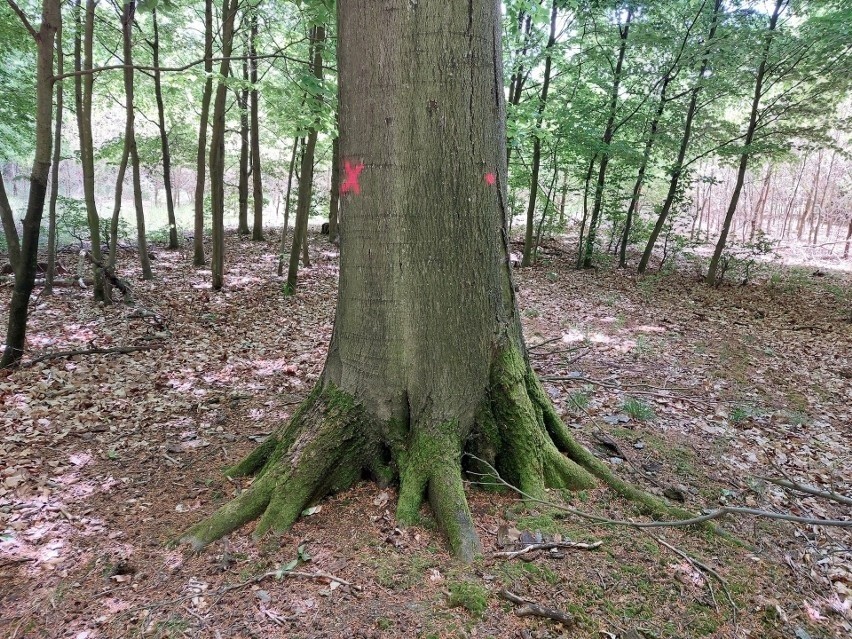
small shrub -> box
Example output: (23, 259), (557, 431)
(622, 397), (655, 421)
(447, 581), (488, 616)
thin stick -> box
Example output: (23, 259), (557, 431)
(465, 454), (852, 529)
(757, 475), (852, 506)
(499, 589), (573, 625)
(495, 540), (602, 559)
(23, 345), (159, 367)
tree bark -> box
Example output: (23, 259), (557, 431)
(209, 0), (239, 290)
(521, 0), (558, 267)
(285, 24), (324, 294)
(707, 0), (785, 286)
(1, 0), (60, 368)
(121, 1), (152, 280)
(151, 8), (179, 249)
(193, 0), (214, 267)
(183, 0), (682, 561)
(638, 0), (723, 274)
(250, 3), (264, 241)
(75, 0), (106, 298)
(45, 16), (64, 295)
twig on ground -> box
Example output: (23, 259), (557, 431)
(757, 475), (852, 506)
(644, 530), (737, 624)
(499, 589), (573, 625)
(528, 337), (562, 352)
(540, 374), (706, 405)
(495, 540), (602, 559)
(22, 344), (160, 367)
(592, 429), (666, 490)
(465, 454), (852, 529)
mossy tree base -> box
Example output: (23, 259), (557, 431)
(181, 344), (688, 561)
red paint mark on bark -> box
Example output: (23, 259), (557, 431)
(341, 160), (365, 195)
(484, 172), (496, 186)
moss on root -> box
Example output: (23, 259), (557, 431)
(180, 343), (710, 560)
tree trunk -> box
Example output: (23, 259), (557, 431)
(152, 8), (179, 249)
(121, 1), (153, 280)
(0, 176), (20, 271)
(638, 0), (723, 274)
(1, 0), (60, 368)
(285, 25), (324, 294)
(277, 137), (299, 276)
(751, 164), (772, 240)
(183, 0), (682, 561)
(844, 218), (852, 259)
(45, 18), (64, 295)
(328, 135), (340, 243)
(811, 151), (836, 245)
(707, 0), (785, 286)
(506, 9), (533, 169)
(108, 143), (130, 286)
(582, 8), (632, 269)
(250, 3), (264, 241)
(237, 29), (250, 236)
(75, 0), (106, 298)
(521, 0), (558, 267)
(193, 0), (214, 267)
(797, 150), (822, 241)
(620, 74), (669, 268)
(209, 0), (239, 290)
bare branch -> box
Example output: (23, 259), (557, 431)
(6, 0), (38, 40)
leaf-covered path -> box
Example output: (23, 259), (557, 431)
(2, 232), (850, 638)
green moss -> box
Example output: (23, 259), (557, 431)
(447, 580), (488, 616)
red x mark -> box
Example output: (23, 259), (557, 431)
(341, 160), (365, 195)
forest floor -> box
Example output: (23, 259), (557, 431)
(1, 230), (851, 639)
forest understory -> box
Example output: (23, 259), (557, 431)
(1, 230), (850, 639)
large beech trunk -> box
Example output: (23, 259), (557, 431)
(183, 0), (676, 560)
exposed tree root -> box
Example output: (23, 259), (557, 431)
(181, 344), (705, 560)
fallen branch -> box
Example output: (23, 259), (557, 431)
(85, 251), (133, 302)
(541, 374), (704, 405)
(499, 589), (573, 625)
(465, 454), (852, 529)
(758, 475), (852, 507)
(0, 276), (93, 287)
(23, 344), (160, 367)
(495, 540), (602, 559)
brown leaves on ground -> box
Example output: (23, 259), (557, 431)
(1, 231), (850, 638)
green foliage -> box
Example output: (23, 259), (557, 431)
(446, 581), (488, 617)
(621, 397), (655, 421)
(710, 231), (778, 287)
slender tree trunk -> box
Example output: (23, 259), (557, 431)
(506, 9), (533, 168)
(638, 0), (723, 274)
(250, 3), (264, 241)
(277, 137), (299, 276)
(575, 154), (597, 269)
(121, 1), (152, 280)
(797, 150), (822, 240)
(182, 0), (678, 562)
(45, 21), (64, 295)
(329, 135), (340, 243)
(193, 0), (214, 266)
(557, 173), (567, 227)
(2, 0), (60, 368)
(707, 0), (786, 286)
(0, 176), (20, 271)
(76, 0), (106, 297)
(620, 75), (669, 268)
(152, 8), (179, 249)
(751, 164), (772, 239)
(209, 0), (239, 290)
(285, 25), (324, 294)
(237, 29), (250, 236)
(108, 145), (130, 273)
(780, 155), (808, 238)
(582, 8), (633, 269)
(521, 0), (558, 267)
(844, 218), (852, 259)
(811, 151), (836, 245)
